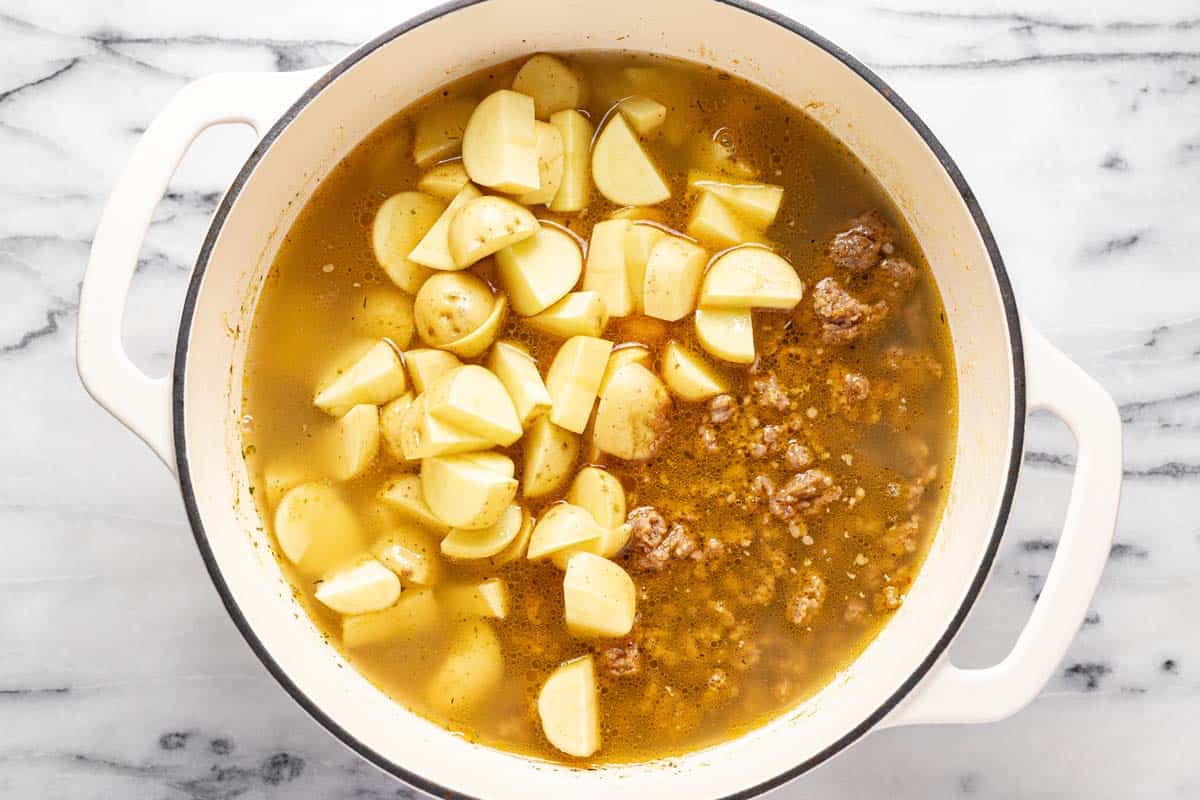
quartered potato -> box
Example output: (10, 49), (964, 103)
(623, 224), (665, 313)
(414, 272), (495, 348)
(329, 404), (380, 481)
(314, 558), (402, 615)
(373, 523), (441, 585)
(538, 656), (600, 758)
(486, 341), (552, 425)
(442, 578), (509, 620)
(593, 362), (672, 461)
(427, 620), (504, 716)
(413, 96), (476, 166)
(694, 307), (755, 364)
(642, 235), (707, 322)
(426, 365), (522, 446)
(516, 121), (565, 206)
(522, 415), (581, 499)
(496, 224), (582, 316)
(699, 246), (803, 310)
(526, 292), (608, 339)
(688, 171), (784, 228)
(408, 183), (483, 271)
(422, 452), (519, 530)
(273, 482), (365, 577)
(563, 552), (636, 638)
(486, 506), (534, 567)
(380, 394), (415, 461)
(582, 219), (633, 318)
(343, 587), (439, 649)
(353, 285), (416, 348)
(418, 161), (471, 200)
(545, 336), (614, 433)
(314, 340), (407, 417)
(548, 521), (631, 569)
(404, 348), (462, 394)
(592, 114), (670, 207)
(567, 467), (627, 529)
(687, 192), (762, 249)
(461, 89), (539, 193)
(547, 109), (593, 213)
(527, 503), (603, 561)
(661, 341), (727, 402)
(447, 195), (539, 267)
(619, 96), (667, 136)
(378, 474), (451, 534)
(441, 503), (525, 560)
(599, 344), (652, 396)
(372, 192), (446, 293)
(444, 294), (507, 358)
(512, 54), (587, 119)
(397, 393), (492, 460)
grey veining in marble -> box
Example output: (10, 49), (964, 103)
(1, 0), (1197, 797)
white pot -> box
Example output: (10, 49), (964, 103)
(76, 1), (1124, 797)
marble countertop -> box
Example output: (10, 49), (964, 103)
(2, 0), (1196, 797)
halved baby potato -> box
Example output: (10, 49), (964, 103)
(548, 522), (631, 569)
(422, 452), (518, 530)
(373, 523), (441, 585)
(699, 246), (803, 310)
(314, 341), (407, 416)
(582, 219), (633, 318)
(487, 341), (552, 426)
(661, 341), (727, 401)
(408, 183), (483, 271)
(591, 113), (670, 207)
(353, 285), (415, 348)
(342, 587), (439, 649)
(404, 348), (462, 394)
(447, 195), (539, 267)
(442, 294), (507, 358)
(599, 344), (652, 396)
(274, 482), (365, 577)
(397, 393), (493, 460)
(441, 503), (525, 560)
(314, 558), (402, 615)
(526, 292), (608, 339)
(623, 224), (665, 313)
(427, 620), (504, 716)
(378, 474), (450, 534)
(512, 54), (586, 119)
(547, 109), (593, 213)
(516, 121), (565, 206)
(567, 467), (627, 529)
(418, 161), (471, 200)
(461, 89), (539, 193)
(563, 551), (636, 638)
(527, 503), (603, 561)
(426, 365), (522, 446)
(695, 307), (755, 364)
(687, 192), (762, 249)
(593, 362), (672, 461)
(522, 415), (581, 499)
(329, 404), (380, 481)
(538, 655), (600, 758)
(380, 393), (415, 461)
(443, 578), (509, 620)
(414, 272), (495, 348)
(545, 335), (614, 433)
(642, 235), (707, 321)
(496, 224), (582, 316)
(413, 96), (476, 166)
(687, 170), (784, 228)
(485, 506), (534, 567)
(619, 95), (667, 136)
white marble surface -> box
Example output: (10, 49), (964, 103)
(1, 0), (1197, 797)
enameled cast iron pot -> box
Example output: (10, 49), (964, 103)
(76, 1), (1125, 797)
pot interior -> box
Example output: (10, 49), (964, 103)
(176, 1), (1021, 797)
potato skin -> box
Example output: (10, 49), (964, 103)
(593, 363), (672, 461)
(414, 272), (495, 347)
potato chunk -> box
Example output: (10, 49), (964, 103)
(522, 416), (580, 499)
(593, 362), (671, 461)
(699, 246), (803, 310)
(567, 467), (627, 529)
(343, 587), (438, 648)
(442, 294), (507, 359)
(261, 458), (313, 508)
(545, 336), (614, 433)
(396, 393), (492, 459)
(591, 113), (670, 207)
(273, 483), (365, 577)
(694, 307), (755, 364)
(486, 341), (552, 426)
(687, 192), (762, 249)
(512, 54), (586, 118)
(373, 523), (440, 585)
(426, 365), (522, 446)
(414, 272), (495, 348)
(421, 452), (518, 529)
(486, 507), (534, 567)
(461, 89), (539, 193)
(314, 341), (407, 416)
(314, 558), (402, 615)
(619, 96), (667, 135)
(408, 183), (483, 271)
(427, 621), (503, 716)
(642, 236), (707, 321)
(516, 121), (565, 206)
(547, 109), (593, 213)
(447, 195), (539, 267)
(353, 286), (415, 348)
(623, 224), (664, 313)
(538, 656), (600, 758)
(413, 96), (476, 166)
(379, 393), (415, 461)
(688, 170), (783, 228)
(527, 503), (603, 561)
(378, 474), (450, 534)
(417, 161), (470, 200)
(599, 345), (652, 396)
(526, 292), (608, 339)
(582, 219), (633, 318)
(443, 578), (509, 620)
(661, 341), (727, 401)
(563, 552), (636, 638)
(404, 348), (462, 394)
(548, 523), (632, 569)
(496, 224), (582, 316)
(441, 503), (525, 560)
(329, 404), (380, 480)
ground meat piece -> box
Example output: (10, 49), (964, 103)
(878, 584), (903, 611)
(708, 394), (737, 424)
(750, 474), (775, 498)
(785, 441), (813, 470)
(626, 507), (699, 571)
(878, 256), (917, 297)
(767, 469), (842, 520)
(844, 597), (869, 623)
(751, 373), (792, 411)
(812, 277), (886, 345)
(843, 372), (870, 401)
(600, 639), (642, 677)
(881, 345), (944, 382)
(786, 573), (828, 627)
(748, 424), (786, 459)
(829, 210), (891, 274)
(697, 424), (719, 453)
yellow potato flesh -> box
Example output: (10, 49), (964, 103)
(548, 522), (631, 569)
(545, 335), (614, 433)
(527, 503), (603, 561)
(403, 348), (462, 394)
(661, 341), (728, 401)
(378, 474), (450, 534)
(516, 121), (565, 206)
(397, 393), (492, 460)
(563, 551), (636, 638)
(598, 345), (652, 396)
(329, 404), (380, 480)
(442, 294), (507, 359)
(486, 341), (552, 426)
(522, 416), (581, 499)
(314, 340), (407, 416)
(623, 224), (665, 313)
(426, 620), (503, 716)
(371, 191), (445, 293)
(417, 161), (470, 201)
(353, 286), (415, 348)
(526, 291), (608, 339)
(547, 109), (593, 212)
(447, 195), (539, 268)
(440, 503), (524, 560)
(461, 89), (539, 193)
(496, 224), (582, 316)
(686, 192), (763, 249)
(408, 183), (483, 271)
(687, 170), (783, 228)
(413, 96), (476, 166)
(442, 578), (509, 620)
(485, 508), (533, 567)
(695, 307), (755, 364)
(593, 362), (672, 461)
(582, 219), (633, 318)
(642, 235), (707, 322)
(372, 524), (440, 585)
(699, 246), (804, 310)
(619, 95), (667, 135)
(537, 655), (600, 758)
(512, 54), (586, 119)
(273, 483), (365, 577)
(591, 113), (670, 207)
(426, 365), (523, 446)
(343, 587), (439, 648)
(314, 558), (402, 615)
(421, 453), (518, 530)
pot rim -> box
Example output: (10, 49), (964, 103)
(171, 0), (1027, 796)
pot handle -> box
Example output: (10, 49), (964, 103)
(883, 325), (1123, 727)
(76, 69), (322, 473)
